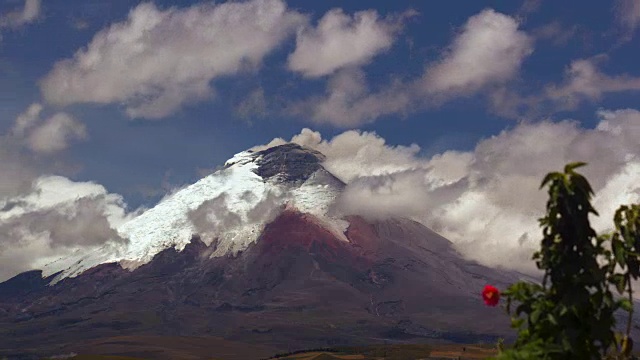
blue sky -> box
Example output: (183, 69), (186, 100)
(0, 0), (635, 206)
(1, 0), (640, 280)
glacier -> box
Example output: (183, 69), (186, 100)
(43, 145), (349, 281)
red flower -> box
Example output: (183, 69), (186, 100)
(482, 285), (500, 307)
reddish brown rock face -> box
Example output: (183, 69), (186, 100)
(257, 211), (373, 270)
(259, 211), (345, 254)
(344, 215), (384, 254)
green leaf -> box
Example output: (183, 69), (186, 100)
(611, 274), (626, 294)
(559, 306), (568, 316)
(620, 298), (633, 312)
(530, 308), (542, 324)
(540, 172), (561, 189)
(572, 174), (595, 198)
(564, 161), (587, 173)
(511, 317), (524, 328)
(613, 238), (626, 267)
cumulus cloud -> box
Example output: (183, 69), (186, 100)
(0, 0), (40, 29)
(288, 8), (406, 77)
(288, 9), (533, 126)
(260, 111), (640, 274)
(0, 106), (128, 282)
(188, 190), (287, 252)
(0, 137), (38, 201)
(11, 103), (87, 154)
(193, 191), (287, 235)
(40, 0), (306, 119)
(316, 8), (617, 128)
(24, 113), (87, 154)
(0, 176), (131, 281)
(254, 127), (423, 182)
(289, 68), (411, 127)
(0, 103), (83, 201)
(489, 55), (640, 119)
(335, 171), (432, 220)
(246, 191), (288, 224)
(420, 9), (533, 98)
(189, 194), (243, 236)
(546, 56), (640, 110)
(12, 103), (43, 136)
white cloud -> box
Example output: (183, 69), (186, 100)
(288, 9), (533, 126)
(0, 176), (131, 281)
(11, 102), (43, 137)
(0, 103), (82, 201)
(615, 0), (640, 39)
(489, 55), (640, 119)
(517, 0), (542, 17)
(20, 0), (39, 23)
(293, 128), (423, 182)
(290, 68), (411, 127)
(0, 0), (41, 29)
(260, 110), (640, 274)
(0, 137), (38, 201)
(288, 8), (402, 77)
(188, 194), (243, 237)
(11, 103), (87, 154)
(420, 9), (533, 97)
(546, 56), (640, 110)
(254, 127), (424, 181)
(40, 0), (306, 119)
(532, 21), (578, 46)
(0, 105), (127, 282)
(25, 113), (87, 154)
(188, 191), (286, 247)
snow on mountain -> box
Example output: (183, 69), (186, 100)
(43, 144), (349, 281)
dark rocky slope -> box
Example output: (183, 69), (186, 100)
(0, 210), (516, 358)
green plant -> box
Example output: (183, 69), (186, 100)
(496, 337), (505, 353)
(493, 163), (639, 359)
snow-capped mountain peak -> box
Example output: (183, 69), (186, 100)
(44, 143), (348, 281)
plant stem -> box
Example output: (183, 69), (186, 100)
(627, 273), (633, 338)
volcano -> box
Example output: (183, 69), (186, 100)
(0, 143), (517, 359)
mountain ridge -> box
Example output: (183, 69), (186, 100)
(41, 143), (347, 282)
(0, 143), (519, 359)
